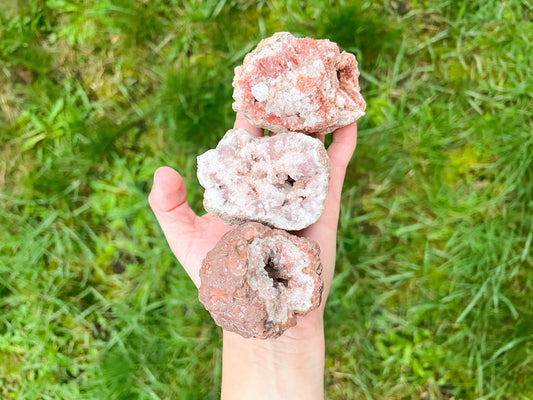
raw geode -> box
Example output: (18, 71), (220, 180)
(198, 222), (323, 339)
(197, 128), (330, 231)
(232, 31), (366, 135)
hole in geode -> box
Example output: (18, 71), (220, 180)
(264, 255), (289, 288)
(264, 320), (272, 331)
(285, 175), (295, 187)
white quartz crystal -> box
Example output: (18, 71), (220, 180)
(197, 128), (330, 230)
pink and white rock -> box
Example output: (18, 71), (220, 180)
(197, 128), (330, 231)
(232, 32), (366, 135)
(198, 222), (323, 339)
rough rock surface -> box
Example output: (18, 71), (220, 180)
(232, 31), (366, 135)
(197, 128), (330, 231)
(198, 222), (323, 339)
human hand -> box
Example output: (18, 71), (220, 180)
(149, 113), (357, 399)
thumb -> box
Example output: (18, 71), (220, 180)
(148, 166), (198, 261)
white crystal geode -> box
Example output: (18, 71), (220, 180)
(197, 128), (330, 230)
(232, 32), (366, 135)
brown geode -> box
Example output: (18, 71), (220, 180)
(198, 222), (323, 339)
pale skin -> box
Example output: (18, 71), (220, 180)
(148, 113), (358, 399)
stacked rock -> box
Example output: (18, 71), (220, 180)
(196, 32), (365, 339)
(198, 222), (323, 339)
(232, 32), (366, 135)
(197, 128), (330, 231)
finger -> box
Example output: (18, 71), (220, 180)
(327, 122), (357, 193)
(326, 122), (358, 171)
(148, 166), (198, 262)
(315, 123), (358, 229)
(233, 113), (264, 137)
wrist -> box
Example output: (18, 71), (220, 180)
(221, 312), (325, 400)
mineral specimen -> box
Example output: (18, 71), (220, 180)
(198, 222), (323, 339)
(197, 128), (330, 231)
(232, 31), (366, 135)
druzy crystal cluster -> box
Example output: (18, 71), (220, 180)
(198, 223), (323, 339)
(197, 128), (330, 231)
(196, 32), (365, 339)
(233, 32), (366, 135)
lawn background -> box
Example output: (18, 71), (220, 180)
(1, 0), (532, 399)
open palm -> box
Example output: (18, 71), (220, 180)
(149, 114), (358, 334)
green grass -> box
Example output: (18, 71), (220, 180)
(1, 0), (532, 398)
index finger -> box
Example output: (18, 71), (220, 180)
(233, 113), (265, 137)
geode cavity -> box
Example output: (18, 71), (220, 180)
(232, 32), (366, 135)
(198, 222), (323, 339)
(197, 128), (330, 231)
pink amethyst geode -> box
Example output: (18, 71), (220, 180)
(197, 128), (330, 231)
(198, 222), (323, 339)
(232, 32), (366, 135)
